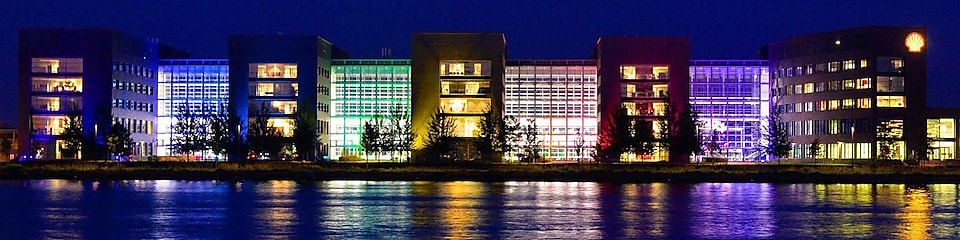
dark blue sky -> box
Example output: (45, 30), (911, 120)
(1, 1), (958, 128)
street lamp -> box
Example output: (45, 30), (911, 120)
(850, 125), (855, 166)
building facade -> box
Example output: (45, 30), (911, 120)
(329, 59), (411, 161)
(762, 26), (928, 161)
(228, 35), (339, 161)
(505, 60), (599, 161)
(410, 33), (507, 160)
(690, 60), (770, 161)
(594, 37), (691, 163)
(18, 29), (164, 160)
(156, 59), (230, 158)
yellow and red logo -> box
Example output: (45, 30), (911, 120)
(905, 32), (925, 53)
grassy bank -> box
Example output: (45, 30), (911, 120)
(1, 161), (960, 183)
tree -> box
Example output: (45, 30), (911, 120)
(419, 109), (456, 163)
(171, 106), (208, 160)
(248, 103), (285, 159)
(60, 110), (84, 158)
(630, 120), (657, 159)
(519, 119), (542, 163)
(597, 108), (632, 163)
(0, 134), (11, 161)
(673, 106), (704, 160)
(922, 136), (936, 161)
(808, 138), (822, 161)
(763, 109), (792, 163)
(360, 115), (384, 161)
(474, 108), (520, 163)
(705, 130), (721, 157)
(105, 121), (133, 160)
(573, 131), (586, 163)
(291, 109), (319, 161)
(207, 105), (232, 161)
(388, 105), (414, 162)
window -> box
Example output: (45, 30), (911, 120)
(876, 96), (905, 108)
(815, 63), (826, 73)
(841, 99), (855, 109)
(927, 118), (956, 139)
(621, 65), (669, 80)
(829, 81), (840, 91)
(843, 60), (856, 70)
(828, 100), (839, 110)
(842, 79), (855, 90)
(32, 58), (83, 73)
(803, 83), (814, 94)
(441, 61), (489, 76)
(877, 57), (904, 73)
(856, 78), (871, 89)
(857, 98), (872, 109)
(876, 76), (904, 92)
(860, 59), (869, 68)
(250, 63), (297, 78)
(828, 62), (840, 72)
(32, 77), (83, 93)
(440, 98), (490, 114)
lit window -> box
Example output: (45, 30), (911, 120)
(473, 63), (482, 75)
(877, 57), (904, 73)
(449, 63), (465, 75)
(856, 78), (871, 89)
(818, 101), (827, 111)
(828, 100), (839, 110)
(256, 83), (274, 96)
(842, 79), (855, 90)
(828, 62), (840, 72)
(32, 77), (83, 93)
(876, 96), (905, 108)
(857, 98), (872, 109)
(842, 99), (855, 109)
(250, 63), (297, 78)
(927, 118), (956, 139)
(843, 60), (856, 70)
(876, 76), (904, 92)
(803, 83), (814, 94)
(860, 59), (869, 68)
(32, 58), (83, 73)
(621, 65), (668, 80)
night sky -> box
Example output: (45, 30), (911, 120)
(1, 1), (957, 128)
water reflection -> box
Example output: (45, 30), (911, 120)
(2, 181), (960, 238)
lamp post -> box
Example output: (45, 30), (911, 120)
(850, 125), (855, 166)
(93, 124), (98, 160)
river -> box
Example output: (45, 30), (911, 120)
(0, 180), (956, 239)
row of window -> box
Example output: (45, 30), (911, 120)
(505, 77), (599, 83)
(112, 99), (154, 113)
(774, 59), (868, 79)
(692, 104), (761, 116)
(112, 79), (154, 95)
(785, 118), (875, 136)
(776, 77), (905, 96)
(690, 84), (760, 98)
(113, 62), (153, 78)
(332, 75), (410, 82)
(112, 117), (153, 135)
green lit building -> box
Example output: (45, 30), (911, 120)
(329, 59), (411, 161)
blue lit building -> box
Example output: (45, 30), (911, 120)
(689, 60), (770, 161)
(18, 29), (172, 160)
(156, 59), (229, 158)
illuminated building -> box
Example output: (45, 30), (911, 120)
(594, 37), (691, 163)
(505, 60), (599, 161)
(228, 35), (344, 161)
(17, 29), (178, 160)
(156, 59), (229, 158)
(689, 60), (770, 161)
(761, 26), (928, 161)
(329, 59), (411, 161)
(410, 33), (506, 160)
(0, 128), (15, 161)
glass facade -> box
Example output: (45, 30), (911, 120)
(29, 58), (84, 159)
(505, 61), (599, 162)
(329, 60), (411, 161)
(157, 59), (230, 158)
(690, 60), (770, 161)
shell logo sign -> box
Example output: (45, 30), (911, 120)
(905, 32), (925, 53)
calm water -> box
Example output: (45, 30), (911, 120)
(0, 181), (958, 239)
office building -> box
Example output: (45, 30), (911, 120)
(18, 29), (168, 160)
(594, 37), (691, 163)
(228, 35), (342, 161)
(505, 60), (599, 161)
(690, 60), (770, 161)
(410, 33), (506, 160)
(762, 26), (928, 161)
(329, 59), (411, 161)
(156, 59), (230, 158)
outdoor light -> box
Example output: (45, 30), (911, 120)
(834, 39), (841, 45)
